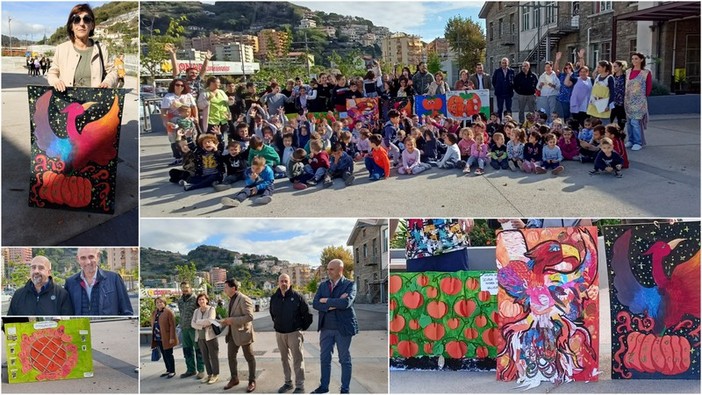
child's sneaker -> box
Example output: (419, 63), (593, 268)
(306, 179), (317, 186)
(293, 182), (307, 190)
(631, 144), (642, 151)
(182, 181), (192, 190)
(625, 141), (633, 148)
(462, 166), (471, 174)
(508, 161), (516, 171)
(253, 196), (272, 205)
(534, 167), (547, 174)
(589, 169), (601, 175)
(615, 170), (623, 178)
(322, 176), (333, 188)
(342, 172), (355, 186)
(456, 160), (466, 169)
(370, 173), (381, 181)
(178, 179), (186, 186)
(475, 168), (484, 175)
(551, 165), (564, 175)
(213, 182), (230, 192)
(221, 197), (240, 207)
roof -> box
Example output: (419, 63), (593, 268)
(346, 219), (385, 246)
(615, 1), (700, 21)
(478, 2), (494, 19)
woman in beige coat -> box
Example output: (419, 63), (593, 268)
(47, 3), (117, 92)
(151, 297), (178, 378)
(191, 293), (220, 384)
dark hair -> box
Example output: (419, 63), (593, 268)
(292, 148), (307, 161)
(364, 70), (375, 80)
(180, 281), (190, 287)
(206, 76), (220, 87)
(249, 135), (263, 149)
(368, 134), (383, 146)
(270, 81), (279, 89)
(196, 293), (209, 304)
(331, 142), (344, 152)
(388, 109), (400, 119)
(168, 78), (192, 94)
(605, 124), (626, 139)
(445, 133), (458, 144)
(224, 278), (240, 289)
(632, 52), (646, 67)
(529, 131), (541, 141)
(227, 140), (240, 149)
(544, 133), (557, 142)
(593, 124), (606, 135)
(66, 4), (96, 42)
(598, 60), (612, 74)
(282, 132), (293, 141)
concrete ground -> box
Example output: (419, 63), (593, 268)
(1, 318), (139, 393)
(139, 111), (700, 218)
(389, 285), (701, 394)
(1, 57), (139, 246)
(140, 304), (388, 394)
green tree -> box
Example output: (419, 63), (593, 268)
(327, 50), (366, 78)
(140, 15), (187, 83)
(175, 261), (197, 285)
(390, 219), (408, 249)
(427, 51), (442, 74)
(9, 261), (30, 289)
(319, 245), (354, 278)
(444, 16), (486, 71)
(305, 277), (318, 294)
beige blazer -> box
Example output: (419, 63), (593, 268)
(47, 39), (118, 88)
(469, 73), (492, 91)
(191, 305), (218, 342)
(223, 292), (255, 346)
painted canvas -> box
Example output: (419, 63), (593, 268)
(5, 318), (93, 383)
(345, 98), (379, 128)
(446, 90), (490, 121)
(413, 94), (447, 118)
(28, 85), (126, 214)
(380, 97), (412, 121)
(495, 227), (600, 388)
(389, 271), (499, 366)
(405, 219), (470, 260)
(604, 221), (700, 380)
(284, 111), (339, 124)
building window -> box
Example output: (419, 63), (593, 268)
(545, 2), (556, 24)
(596, 1), (612, 13)
(372, 238), (377, 257)
(532, 4), (540, 29)
(601, 42), (611, 63)
(355, 248), (359, 264)
(629, 39), (637, 54)
(686, 34), (701, 84)
(490, 57), (494, 73)
(363, 243), (368, 258)
(498, 18), (503, 39)
(510, 14), (515, 34)
(489, 22), (494, 41)
(590, 43), (600, 68)
(383, 228), (389, 252)
(522, 9), (530, 32)
(572, 2), (580, 16)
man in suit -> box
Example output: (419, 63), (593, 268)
(469, 63), (492, 112)
(491, 57), (515, 120)
(311, 259), (358, 394)
(219, 279), (257, 393)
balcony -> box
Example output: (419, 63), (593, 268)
(524, 15), (580, 64)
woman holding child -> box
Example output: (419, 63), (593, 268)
(161, 78), (197, 166)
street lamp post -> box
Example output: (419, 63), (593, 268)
(8, 17), (12, 57)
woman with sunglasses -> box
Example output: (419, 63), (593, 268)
(48, 3), (117, 92)
(161, 78), (197, 165)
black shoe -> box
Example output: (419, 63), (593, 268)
(310, 388), (329, 394)
(160, 372), (170, 377)
(293, 388), (305, 394)
(615, 171), (623, 178)
(306, 179), (317, 186)
(340, 390), (350, 394)
(588, 169), (601, 176)
(180, 371), (196, 378)
(278, 384), (293, 393)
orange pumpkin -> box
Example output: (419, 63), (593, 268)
(389, 275), (403, 294)
(446, 317), (460, 330)
(447, 95), (466, 117)
(389, 299), (397, 311)
(440, 277), (462, 295)
(478, 291), (492, 302)
(625, 332), (691, 375)
(426, 300), (448, 319)
(454, 299), (477, 318)
(423, 342), (433, 354)
(476, 346), (489, 359)
(402, 291), (423, 309)
(446, 341), (468, 359)
(38, 171), (92, 207)
(464, 93), (482, 116)
(409, 319), (420, 330)
(389, 334), (399, 346)
(482, 328), (499, 347)
(474, 315), (488, 328)
(389, 315), (405, 333)
(499, 300), (522, 318)
(397, 340), (419, 358)
(464, 327), (478, 340)
(466, 277), (479, 291)
(425, 286), (438, 298)
(416, 274), (429, 287)
(423, 323), (446, 341)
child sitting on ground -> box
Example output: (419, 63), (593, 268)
(486, 112), (502, 138)
(221, 156), (274, 207)
(398, 136), (432, 175)
(464, 133), (489, 175)
(522, 112), (536, 130)
(168, 139), (197, 184)
(490, 132), (509, 170)
(182, 134), (224, 191)
(437, 133), (461, 169)
(521, 131), (543, 173)
(589, 137), (624, 178)
(578, 118), (595, 142)
(247, 135), (284, 178)
(356, 129), (372, 159)
(579, 124), (604, 163)
(604, 124), (629, 169)
(214, 140), (247, 191)
(538, 133), (565, 175)
(326, 142), (355, 187)
(280, 133), (295, 168)
(287, 148), (312, 190)
(305, 139), (331, 186)
(506, 128), (525, 171)
(457, 127), (475, 162)
(365, 134), (390, 181)
(558, 127), (580, 161)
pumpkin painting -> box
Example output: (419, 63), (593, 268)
(389, 271), (499, 361)
(38, 171), (92, 208)
(446, 92), (483, 119)
(624, 332), (692, 376)
(414, 95), (447, 118)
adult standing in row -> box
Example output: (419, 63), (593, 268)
(586, 60), (615, 123)
(427, 71), (450, 95)
(610, 60), (628, 130)
(6, 256), (73, 315)
(191, 293), (220, 384)
(204, 76), (232, 144)
(537, 61), (560, 121)
(566, 65), (593, 126)
(412, 62), (435, 95)
(161, 78), (197, 166)
(151, 297), (177, 378)
(513, 61), (538, 124)
(469, 63), (491, 92)
(553, 51), (575, 120)
(220, 279), (257, 393)
(454, 69), (474, 90)
(492, 57), (514, 120)
(178, 281), (206, 380)
(625, 52), (651, 151)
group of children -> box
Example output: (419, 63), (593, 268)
(166, 103), (631, 207)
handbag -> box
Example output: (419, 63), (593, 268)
(151, 347), (161, 362)
(209, 307), (222, 336)
(95, 40), (107, 82)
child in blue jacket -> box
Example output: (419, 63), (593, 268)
(221, 156), (274, 207)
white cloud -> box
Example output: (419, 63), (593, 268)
(293, 1), (428, 34)
(2, 18), (45, 38)
(140, 218), (359, 266)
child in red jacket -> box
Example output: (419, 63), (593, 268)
(304, 139), (331, 186)
(558, 127), (580, 161)
(605, 124), (629, 169)
(364, 134), (390, 181)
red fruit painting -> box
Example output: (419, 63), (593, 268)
(474, 315), (488, 328)
(446, 318), (460, 330)
(402, 291), (423, 309)
(389, 275), (403, 294)
(426, 301), (448, 319)
(389, 315), (405, 333)
(454, 299), (477, 318)
(424, 323), (446, 341)
(425, 286), (438, 299)
(476, 346), (489, 359)
(397, 340), (419, 358)
(440, 278), (462, 295)
(409, 319), (420, 330)
(482, 328), (499, 347)
(446, 341), (468, 359)
(466, 277), (479, 291)
(464, 328), (478, 340)
(416, 274), (429, 287)
(478, 291), (492, 302)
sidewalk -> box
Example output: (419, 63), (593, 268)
(2, 318), (139, 393)
(139, 111), (700, 218)
(1, 57), (139, 245)
(139, 329), (388, 394)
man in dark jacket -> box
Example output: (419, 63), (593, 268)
(492, 57), (515, 120)
(513, 61), (539, 124)
(311, 259), (358, 394)
(411, 62), (435, 95)
(270, 274), (310, 393)
(64, 248), (133, 316)
(7, 256), (73, 316)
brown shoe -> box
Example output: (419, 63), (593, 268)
(247, 381), (256, 392)
(224, 378), (240, 390)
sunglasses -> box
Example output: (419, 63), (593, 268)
(71, 14), (94, 25)
(174, 83), (184, 87)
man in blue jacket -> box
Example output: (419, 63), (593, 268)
(64, 248), (133, 316)
(492, 57), (515, 120)
(311, 259), (358, 394)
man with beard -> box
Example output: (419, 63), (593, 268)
(411, 62), (435, 95)
(7, 256), (73, 315)
(178, 281), (206, 379)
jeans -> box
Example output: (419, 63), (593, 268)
(558, 100), (571, 120)
(626, 118), (644, 146)
(158, 341), (176, 374)
(304, 164), (328, 181)
(181, 327), (205, 373)
(319, 329), (352, 392)
(364, 157), (385, 179)
(490, 158), (510, 170)
(536, 95), (558, 120)
(495, 95), (512, 119)
(232, 184), (275, 201)
(515, 94), (535, 124)
(223, 173), (245, 184)
(398, 162), (431, 174)
(198, 337), (220, 375)
(184, 173), (222, 191)
(466, 156), (485, 170)
(542, 160), (561, 170)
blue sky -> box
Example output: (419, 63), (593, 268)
(2, 1), (108, 40)
(292, 1), (485, 41)
(141, 218), (358, 266)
